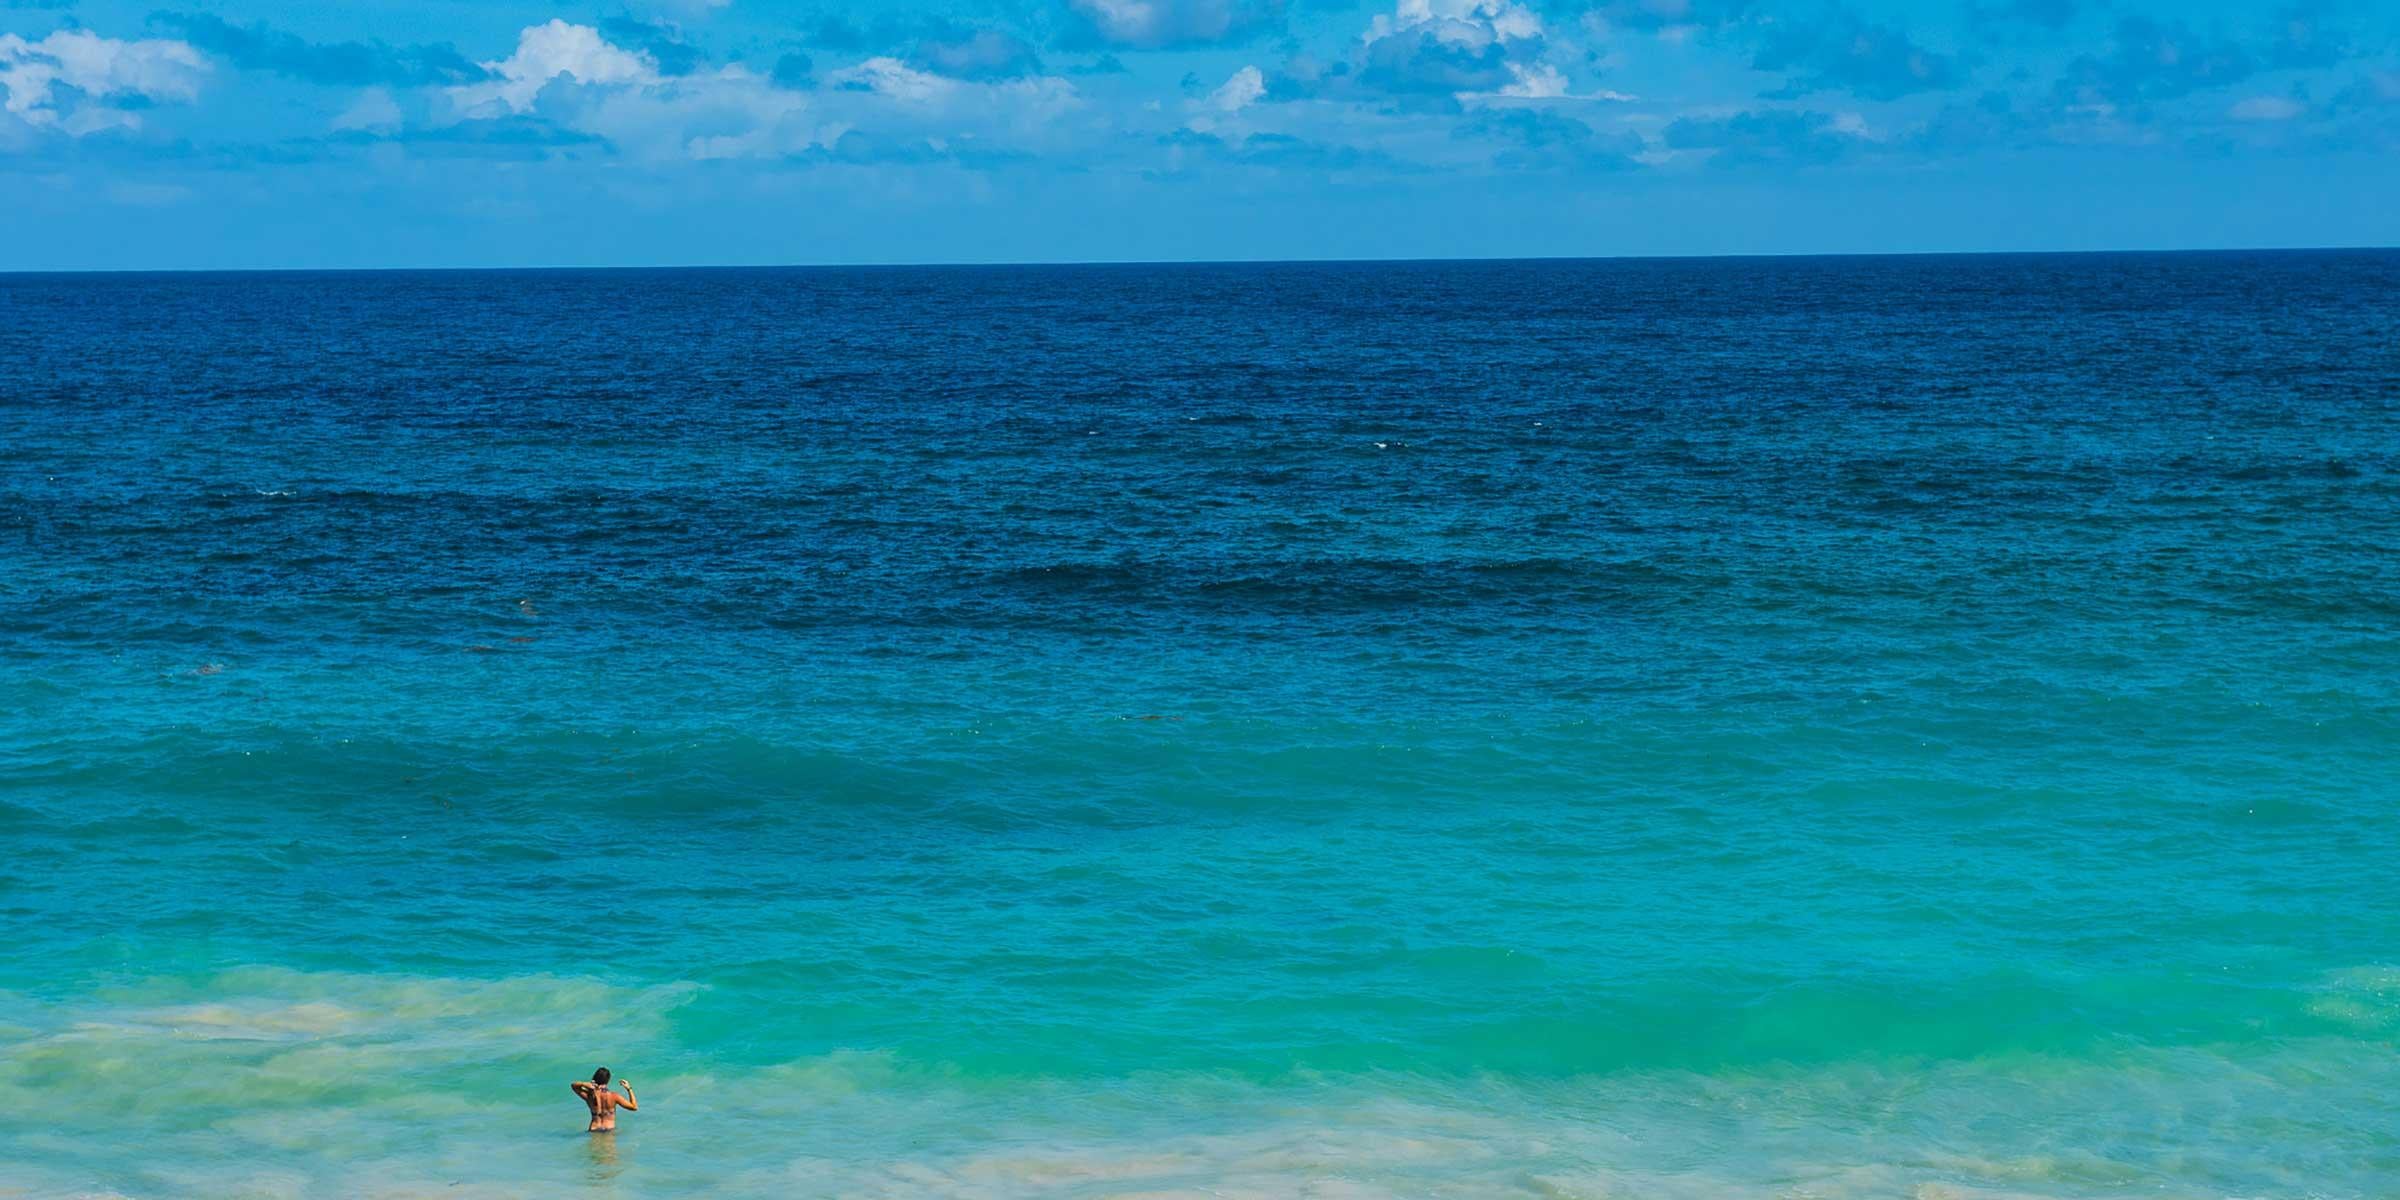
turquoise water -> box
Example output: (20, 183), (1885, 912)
(3, 253), (2398, 1197)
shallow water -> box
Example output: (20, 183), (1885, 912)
(3, 252), (2398, 1197)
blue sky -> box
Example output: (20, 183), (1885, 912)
(2, 0), (2394, 267)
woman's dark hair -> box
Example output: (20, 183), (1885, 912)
(593, 1067), (612, 1086)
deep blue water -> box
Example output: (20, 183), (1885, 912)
(3, 251), (2398, 1197)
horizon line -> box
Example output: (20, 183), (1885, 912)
(4, 243), (2395, 277)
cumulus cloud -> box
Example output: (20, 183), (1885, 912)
(417, 21), (837, 163)
(331, 86), (404, 133)
(449, 20), (660, 115)
(1751, 10), (1959, 101)
(1356, 0), (1550, 106)
(13, 0), (2382, 185)
(148, 13), (487, 87)
(1064, 0), (1281, 50)
(0, 28), (207, 135)
(820, 56), (1083, 145)
(593, 76), (823, 162)
(1255, 53), (1349, 102)
(1369, 0), (1543, 49)
(829, 56), (960, 104)
(598, 17), (703, 77)
(1206, 64), (1264, 111)
(1360, 27), (1512, 97)
(1498, 62), (1572, 97)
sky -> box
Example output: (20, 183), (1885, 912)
(1, 0), (2395, 268)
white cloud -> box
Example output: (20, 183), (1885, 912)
(1069, 0), (1272, 49)
(1368, 0), (1545, 47)
(820, 58), (1083, 140)
(0, 29), (208, 134)
(1498, 62), (1567, 98)
(450, 20), (659, 115)
(416, 22), (1082, 166)
(1357, 0), (1575, 103)
(680, 65), (1085, 165)
(827, 57), (960, 105)
(2227, 94), (2303, 122)
(1075, 0), (1160, 44)
(56, 107), (143, 137)
(579, 66), (826, 162)
(1207, 65), (1265, 112)
(333, 88), (404, 133)
(436, 24), (835, 162)
(1479, 60), (1635, 102)
(463, 49), (1080, 165)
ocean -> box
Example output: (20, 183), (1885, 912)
(2, 251), (2396, 1197)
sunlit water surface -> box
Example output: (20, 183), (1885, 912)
(3, 252), (2398, 1197)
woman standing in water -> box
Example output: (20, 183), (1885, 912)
(569, 1067), (637, 1132)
